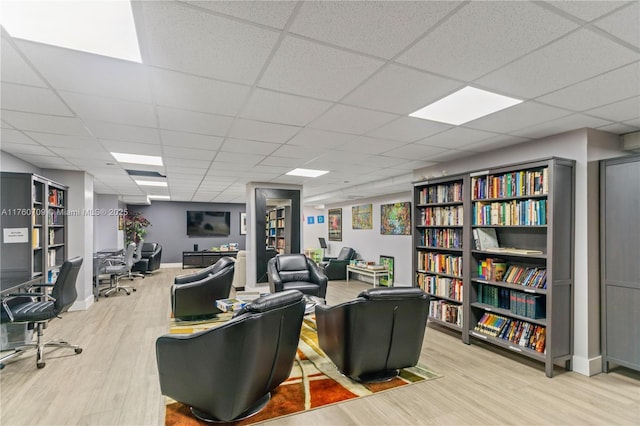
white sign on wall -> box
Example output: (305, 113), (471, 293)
(3, 228), (28, 243)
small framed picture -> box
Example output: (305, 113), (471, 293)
(240, 212), (247, 235)
(307, 216), (315, 225)
(379, 255), (394, 287)
(317, 215), (325, 224)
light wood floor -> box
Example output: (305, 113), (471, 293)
(1, 267), (638, 425)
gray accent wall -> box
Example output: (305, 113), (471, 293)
(130, 201), (246, 263)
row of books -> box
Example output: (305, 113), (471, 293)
(471, 168), (548, 200)
(417, 253), (463, 277)
(418, 205), (464, 226)
(418, 228), (463, 249)
(474, 313), (546, 353)
(429, 300), (463, 327)
(473, 199), (547, 226)
(47, 249), (58, 267)
(48, 209), (64, 226)
(48, 188), (64, 206)
(477, 257), (507, 281)
(418, 182), (464, 205)
(503, 265), (547, 288)
(417, 273), (463, 302)
(477, 283), (546, 319)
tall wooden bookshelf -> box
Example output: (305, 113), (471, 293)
(266, 206), (291, 255)
(0, 172), (68, 284)
(413, 174), (469, 339)
(412, 158), (574, 377)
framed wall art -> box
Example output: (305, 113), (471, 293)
(379, 255), (394, 287)
(352, 203), (372, 229)
(240, 212), (247, 235)
(328, 208), (342, 241)
(380, 202), (411, 235)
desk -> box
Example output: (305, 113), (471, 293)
(346, 265), (389, 287)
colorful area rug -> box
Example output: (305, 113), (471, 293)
(165, 316), (441, 425)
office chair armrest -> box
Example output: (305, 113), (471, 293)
(2, 292), (54, 321)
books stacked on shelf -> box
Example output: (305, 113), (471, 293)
(48, 188), (64, 206)
(49, 228), (55, 245)
(478, 257), (507, 281)
(502, 265), (547, 288)
(47, 209), (63, 226)
(418, 182), (463, 204)
(32, 228), (40, 248)
(474, 313), (508, 336)
(473, 199), (547, 226)
(417, 252), (463, 276)
(419, 228), (463, 249)
(473, 228), (499, 250)
(47, 249), (56, 267)
(216, 298), (249, 313)
(418, 206), (464, 226)
(47, 268), (59, 284)
(474, 313), (547, 353)
(429, 299), (463, 327)
(510, 292), (546, 319)
(471, 168), (548, 200)
(417, 273), (463, 302)
(477, 283), (510, 309)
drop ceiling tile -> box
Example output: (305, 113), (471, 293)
(139, 1), (279, 83)
(545, 1), (629, 22)
(427, 149), (477, 162)
(379, 143), (448, 160)
(334, 137), (407, 155)
(259, 156), (304, 168)
(12, 153), (75, 168)
(1, 83), (73, 116)
(290, 1), (459, 59)
(343, 64), (462, 115)
(152, 68), (250, 116)
(415, 127), (501, 149)
(53, 148), (114, 161)
(458, 134), (532, 152)
(59, 91), (156, 127)
(309, 104), (397, 135)
(164, 166), (208, 175)
(164, 157), (211, 168)
(464, 101), (573, 133)
(586, 97), (640, 122)
(229, 118), (299, 143)
(367, 116), (452, 143)
(16, 40), (152, 103)
(161, 130), (224, 150)
(476, 29), (639, 98)
(594, 2), (640, 48)
(351, 154), (407, 168)
(101, 140), (163, 156)
(163, 146), (217, 161)
(537, 62), (640, 111)
(1, 38), (47, 87)
(156, 107), (234, 136)
(270, 144), (325, 160)
(24, 132), (99, 148)
(240, 88), (333, 126)
(0, 142), (52, 156)
(0, 128), (38, 144)
(622, 117), (640, 128)
(86, 121), (160, 145)
(220, 138), (280, 155)
(184, 1), (297, 29)
(208, 161), (255, 172)
(214, 151), (266, 165)
(0, 110), (91, 136)
(259, 36), (384, 101)
(286, 128), (355, 148)
(510, 113), (614, 139)
(598, 122), (639, 134)
(398, 1), (578, 81)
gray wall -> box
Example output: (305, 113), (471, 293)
(130, 201), (246, 263)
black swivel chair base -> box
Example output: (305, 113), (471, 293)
(190, 393), (271, 423)
(0, 322), (82, 369)
(353, 369), (400, 383)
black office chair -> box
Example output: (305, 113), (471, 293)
(0, 256), (84, 369)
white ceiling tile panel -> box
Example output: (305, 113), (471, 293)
(397, 1), (578, 81)
(270, 144), (324, 160)
(163, 146), (217, 161)
(0, 142), (52, 156)
(151, 68), (250, 116)
(510, 113), (614, 139)
(163, 157), (211, 168)
(545, 1), (630, 22)
(1, 83), (73, 116)
(593, 2), (640, 48)
(138, 1), (279, 83)
(161, 130), (224, 150)
(25, 132), (99, 148)
(184, 1), (297, 29)
(366, 116), (452, 142)
(228, 118), (299, 143)
(100, 140), (163, 156)
(423, 149), (476, 162)
(335, 137), (407, 155)
(464, 101), (573, 133)
(59, 91), (156, 127)
(286, 128), (355, 148)
(536, 61), (640, 111)
(309, 104), (397, 135)
(458, 134), (532, 152)
(0, 111), (91, 136)
(257, 156), (302, 168)
(586, 97), (640, 122)
(379, 143), (448, 160)
(476, 29), (639, 98)
(343, 64), (463, 115)
(290, 1), (460, 59)
(220, 138), (280, 155)
(208, 161), (255, 172)
(622, 117), (640, 127)
(598, 122), (639, 134)
(1, 128), (38, 144)
(156, 107), (234, 136)
(240, 88), (333, 126)
(415, 127), (502, 149)
(52, 148), (114, 161)
(214, 151), (266, 165)
(1, 38), (47, 87)
(164, 166), (207, 175)
(259, 36), (384, 101)
(86, 121), (160, 145)
(12, 153), (76, 168)
(16, 40), (152, 103)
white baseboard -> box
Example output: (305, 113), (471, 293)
(161, 263), (182, 268)
(572, 355), (603, 376)
(70, 294), (95, 311)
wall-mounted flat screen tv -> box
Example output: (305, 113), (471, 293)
(187, 211), (231, 237)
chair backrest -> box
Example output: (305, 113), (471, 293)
(275, 254), (310, 283)
(51, 256), (83, 315)
(134, 239), (144, 261)
(336, 247), (355, 261)
(123, 243), (136, 268)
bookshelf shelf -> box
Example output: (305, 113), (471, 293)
(266, 206), (291, 255)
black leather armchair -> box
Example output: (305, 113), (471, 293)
(268, 254), (328, 299)
(132, 242), (162, 274)
(156, 290), (305, 422)
(171, 257), (235, 320)
(320, 247), (356, 280)
(316, 287), (430, 382)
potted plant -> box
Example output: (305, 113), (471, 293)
(124, 211), (151, 245)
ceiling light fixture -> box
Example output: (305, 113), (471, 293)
(0, 1), (142, 63)
(286, 168), (329, 178)
(409, 86), (522, 125)
(111, 152), (163, 166)
(135, 180), (168, 187)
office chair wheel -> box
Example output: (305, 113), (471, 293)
(75, 348), (83, 354)
(0, 363), (4, 370)
(133, 288), (137, 291)
(37, 361), (45, 369)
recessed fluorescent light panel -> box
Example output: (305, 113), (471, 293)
(148, 195), (170, 200)
(0, 1), (141, 63)
(111, 152), (163, 166)
(409, 86), (522, 125)
(135, 180), (168, 187)
(286, 168), (329, 178)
